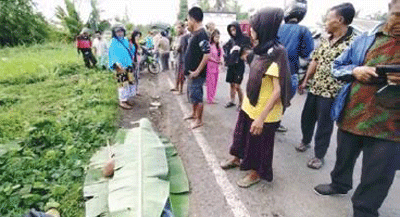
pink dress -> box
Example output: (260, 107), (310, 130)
(206, 43), (223, 103)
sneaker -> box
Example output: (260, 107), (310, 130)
(295, 143), (310, 152)
(314, 184), (347, 196)
(307, 157), (324, 169)
(276, 125), (288, 132)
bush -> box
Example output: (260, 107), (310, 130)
(0, 43), (118, 216)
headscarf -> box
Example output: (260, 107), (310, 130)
(227, 22), (247, 46)
(246, 8), (292, 110)
(130, 30), (141, 62)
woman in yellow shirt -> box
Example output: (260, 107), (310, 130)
(221, 8), (292, 188)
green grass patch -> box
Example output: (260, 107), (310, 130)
(0, 43), (118, 216)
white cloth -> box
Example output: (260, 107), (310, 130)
(118, 84), (136, 101)
(92, 38), (108, 57)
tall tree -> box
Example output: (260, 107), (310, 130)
(55, 0), (84, 39)
(177, 0), (188, 21)
(87, 0), (101, 31)
(198, 0), (211, 11)
(0, 0), (49, 47)
(215, 0), (227, 12)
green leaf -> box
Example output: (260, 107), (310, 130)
(33, 182), (46, 190)
(51, 185), (68, 196)
(170, 194), (189, 217)
(108, 119), (170, 216)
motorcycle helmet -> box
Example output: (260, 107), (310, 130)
(284, 0), (307, 24)
(111, 23), (126, 38)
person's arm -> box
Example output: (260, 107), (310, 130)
(298, 59), (318, 94)
(299, 28), (314, 59)
(332, 35), (366, 81)
(250, 76), (281, 135)
(189, 39), (211, 78)
(189, 54), (210, 78)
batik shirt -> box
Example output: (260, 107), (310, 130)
(340, 28), (400, 142)
(310, 28), (355, 98)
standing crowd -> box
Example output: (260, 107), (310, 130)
(172, 1), (400, 217)
(76, 0), (400, 216)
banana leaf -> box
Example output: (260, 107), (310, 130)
(84, 119), (189, 217)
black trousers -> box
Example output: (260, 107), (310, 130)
(331, 130), (399, 217)
(81, 48), (97, 68)
(161, 52), (170, 71)
(301, 93), (335, 159)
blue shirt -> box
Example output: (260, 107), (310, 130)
(108, 37), (135, 69)
(278, 24), (314, 75)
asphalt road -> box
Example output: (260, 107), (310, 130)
(157, 68), (400, 217)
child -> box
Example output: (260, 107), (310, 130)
(206, 29), (224, 104)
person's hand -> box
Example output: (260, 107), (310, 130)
(298, 81), (308, 95)
(230, 45), (240, 53)
(387, 73), (400, 85)
(188, 70), (198, 79)
(352, 66), (378, 83)
(250, 117), (264, 136)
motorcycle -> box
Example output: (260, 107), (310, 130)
(138, 46), (161, 75)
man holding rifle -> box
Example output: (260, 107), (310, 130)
(314, 0), (400, 216)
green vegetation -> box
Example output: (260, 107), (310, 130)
(0, 0), (49, 46)
(0, 43), (118, 216)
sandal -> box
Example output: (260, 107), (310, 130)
(237, 175), (261, 188)
(119, 102), (132, 110)
(225, 102), (236, 108)
(220, 160), (240, 170)
(295, 143), (310, 152)
(183, 115), (195, 120)
(307, 157), (324, 169)
(191, 122), (204, 129)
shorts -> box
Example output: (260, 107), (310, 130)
(226, 62), (245, 84)
(187, 77), (205, 104)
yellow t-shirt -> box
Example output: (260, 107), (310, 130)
(242, 62), (283, 123)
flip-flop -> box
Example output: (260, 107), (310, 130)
(183, 116), (195, 120)
(191, 122), (204, 129)
(237, 175), (261, 188)
(119, 103), (132, 110)
(225, 102), (236, 108)
(220, 160), (240, 170)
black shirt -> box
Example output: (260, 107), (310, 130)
(184, 28), (210, 78)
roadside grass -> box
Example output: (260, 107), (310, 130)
(0, 43), (118, 216)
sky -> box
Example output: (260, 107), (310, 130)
(33, 0), (390, 26)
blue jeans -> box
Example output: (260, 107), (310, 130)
(290, 74), (299, 99)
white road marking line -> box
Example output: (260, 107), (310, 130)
(167, 76), (250, 217)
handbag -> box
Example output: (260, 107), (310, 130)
(331, 82), (352, 122)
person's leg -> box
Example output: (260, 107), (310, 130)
(165, 52), (170, 70)
(330, 130), (363, 192)
(237, 122), (279, 187)
(89, 50), (97, 67)
(300, 93), (318, 146)
(206, 70), (213, 103)
(230, 83), (236, 103)
(83, 51), (91, 68)
(352, 138), (399, 217)
(236, 83), (243, 107)
(313, 97), (335, 160)
(192, 79), (205, 128)
(290, 74), (299, 99)
(118, 85), (132, 109)
(184, 79), (196, 119)
(212, 72), (219, 102)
